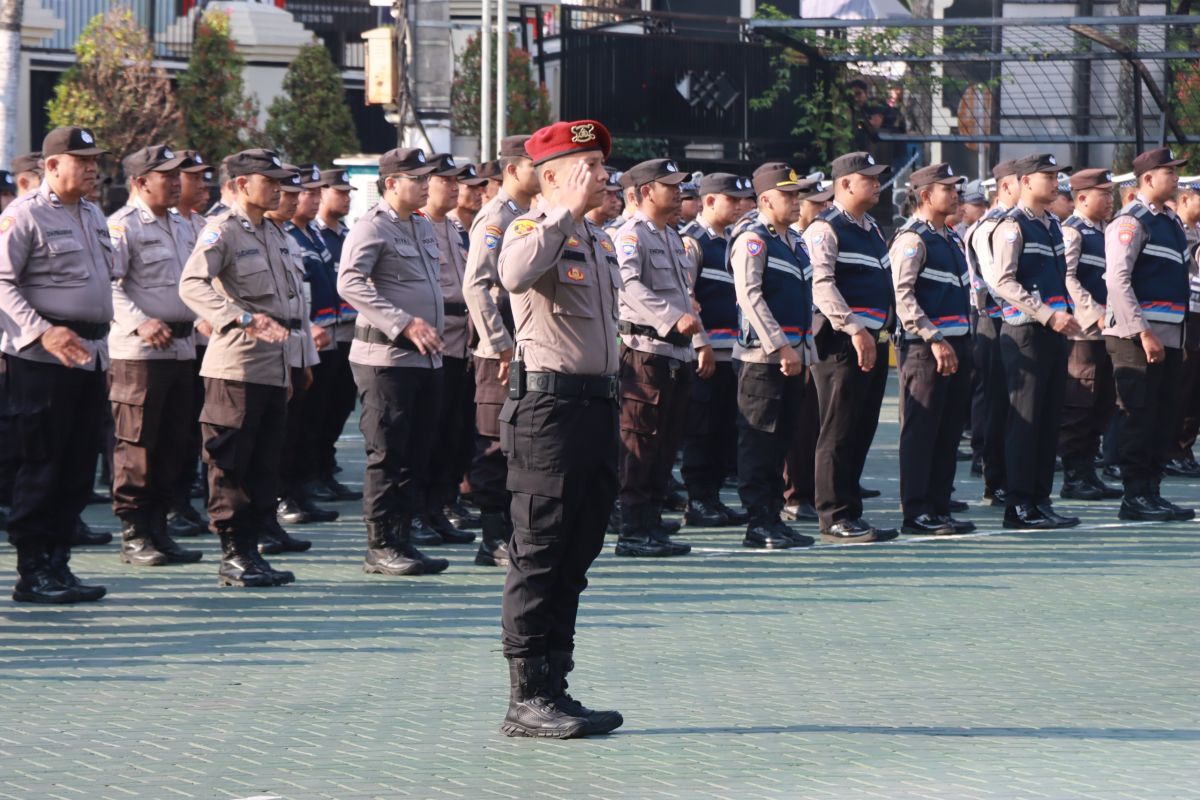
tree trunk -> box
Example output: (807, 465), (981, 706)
(1113, 0), (1138, 171)
(0, 0), (23, 168)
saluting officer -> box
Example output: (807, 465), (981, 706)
(496, 119), (623, 739)
(614, 158), (709, 558)
(890, 163), (975, 536)
(107, 144), (204, 567)
(1057, 168), (1121, 501)
(1104, 148), (1196, 522)
(678, 173), (754, 527)
(336, 148), (450, 576)
(0, 126), (113, 604)
(802, 152), (898, 543)
(179, 148), (304, 588)
(463, 134), (537, 567)
(728, 163), (816, 549)
(985, 153), (1083, 530)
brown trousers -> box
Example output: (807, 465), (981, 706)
(618, 346), (692, 510)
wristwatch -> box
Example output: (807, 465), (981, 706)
(236, 311), (254, 329)
(930, 331), (945, 343)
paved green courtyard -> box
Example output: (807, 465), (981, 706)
(2, 380), (1198, 799)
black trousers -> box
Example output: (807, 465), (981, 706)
(110, 359), (196, 519)
(0, 354), (14, 507)
(681, 358), (738, 500)
(1166, 314), (1200, 461)
(301, 342), (354, 483)
(173, 344), (207, 509)
(971, 315), (1008, 492)
(3, 357), (106, 549)
(469, 356), (509, 513)
(1107, 336), (1183, 488)
(735, 360), (808, 513)
(427, 355), (475, 510)
(811, 334), (888, 528)
(500, 390), (618, 658)
(277, 366), (310, 501)
(783, 367), (820, 506)
(1057, 339), (1116, 466)
(618, 346), (692, 510)
(999, 323), (1068, 508)
(352, 364), (443, 523)
(200, 378), (287, 532)
(897, 337), (972, 518)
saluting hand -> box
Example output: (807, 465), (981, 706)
(136, 319), (174, 351)
(247, 313), (289, 344)
(40, 326), (92, 368)
(403, 317), (444, 356)
(851, 329), (877, 372)
(560, 160), (596, 221)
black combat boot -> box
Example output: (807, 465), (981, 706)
(409, 513), (444, 546)
(47, 542), (107, 602)
(242, 529), (295, 586)
(743, 508), (794, 549)
(474, 511), (511, 567)
(166, 502), (206, 537)
(71, 517), (113, 546)
(260, 513), (312, 553)
(684, 495), (729, 527)
(616, 506), (689, 557)
(546, 651), (623, 736)
(148, 510), (203, 564)
(1149, 481), (1195, 521)
(363, 517), (427, 575)
(12, 544), (79, 604)
(119, 515), (168, 567)
(425, 506), (475, 544)
(1118, 479), (1172, 521)
(444, 496), (481, 529)
(499, 656), (589, 739)
(216, 529), (273, 588)
(1060, 462), (1103, 501)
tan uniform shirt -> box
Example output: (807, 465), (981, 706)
(1061, 217), (1106, 341)
(890, 219), (970, 343)
(802, 201), (889, 336)
(729, 223), (816, 365)
(177, 208), (211, 346)
(108, 197), (198, 361)
(337, 201), (444, 369)
(0, 182), (114, 369)
(614, 210), (704, 360)
(428, 214), (471, 360)
(985, 205), (1062, 327)
(498, 200), (621, 376)
(464, 189), (525, 359)
(178, 205), (298, 388)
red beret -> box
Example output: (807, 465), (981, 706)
(524, 119), (611, 166)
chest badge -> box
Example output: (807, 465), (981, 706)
(599, 240), (614, 253)
(566, 266), (586, 282)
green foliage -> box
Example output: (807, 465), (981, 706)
(266, 44), (361, 165)
(177, 9), (261, 163)
(45, 7), (181, 164)
(451, 33), (552, 139)
(610, 137), (670, 161)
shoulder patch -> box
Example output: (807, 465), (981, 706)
(812, 233), (825, 245)
(201, 229), (222, 247)
(510, 219), (537, 238)
(485, 224), (503, 237)
(1117, 222), (1135, 245)
(745, 238), (764, 257)
(1005, 230), (1018, 243)
(619, 233), (638, 257)
(0, 216), (13, 236)
(903, 245), (918, 258)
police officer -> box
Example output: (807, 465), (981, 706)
(9, 152), (43, 197)
(336, 147), (450, 575)
(678, 179), (700, 229)
(107, 144), (204, 567)
(1058, 168), (1121, 500)
(586, 167), (623, 227)
(0, 171), (14, 212)
(728, 163), (816, 549)
(614, 158), (707, 557)
(205, 158), (238, 218)
(605, 172), (637, 238)
(1164, 180), (1200, 474)
(450, 164), (488, 231)
(802, 152), (898, 543)
(496, 119), (622, 739)
(1104, 147), (1196, 522)
(179, 148), (305, 588)
(678, 172), (754, 527)
(965, 160), (1018, 504)
(478, 159), (502, 203)
(463, 134), (537, 567)
(890, 163), (975, 535)
(985, 153), (1083, 529)
(0, 126), (113, 603)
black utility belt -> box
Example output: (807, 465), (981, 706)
(269, 316), (304, 331)
(166, 321), (194, 338)
(443, 301), (468, 317)
(42, 316), (110, 340)
(525, 370), (618, 400)
(353, 325), (418, 351)
(617, 320), (690, 347)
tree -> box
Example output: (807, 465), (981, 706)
(266, 43), (360, 165)
(177, 8), (260, 163)
(44, 7), (181, 165)
(0, 0), (23, 167)
(451, 32), (551, 141)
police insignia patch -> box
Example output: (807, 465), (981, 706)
(813, 233), (825, 245)
(903, 246), (918, 258)
(484, 234), (499, 250)
(1118, 228), (1134, 245)
(745, 238), (764, 256)
(201, 229), (221, 246)
(566, 236), (580, 247)
(566, 266), (586, 282)
(0, 216), (13, 235)
(1005, 231), (1018, 243)
(570, 124), (596, 144)
(485, 225), (503, 237)
(600, 240), (615, 253)
(511, 219), (537, 237)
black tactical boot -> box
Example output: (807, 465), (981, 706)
(444, 497), (481, 529)
(1060, 463), (1103, 501)
(1119, 480), (1172, 522)
(616, 506), (689, 557)
(47, 542), (107, 602)
(242, 531), (294, 586)
(647, 507), (689, 553)
(684, 496), (729, 527)
(499, 656), (589, 739)
(166, 503), (206, 537)
(120, 515), (168, 567)
(426, 507), (475, 544)
(409, 513), (444, 547)
(1149, 483), (1195, 521)
(363, 518), (427, 576)
(216, 530), (274, 588)
(1084, 468), (1123, 499)
(260, 514), (312, 553)
(474, 511), (512, 567)
(743, 508), (794, 549)
(71, 517), (113, 546)
(546, 651), (623, 736)
(149, 511), (203, 564)
(12, 544), (79, 604)
(715, 499), (750, 525)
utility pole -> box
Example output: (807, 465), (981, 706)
(481, 0), (492, 160)
(496, 0), (507, 152)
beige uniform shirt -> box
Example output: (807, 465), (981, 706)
(965, 205), (1009, 316)
(802, 202), (890, 336)
(729, 223), (817, 365)
(178, 205), (298, 388)
(464, 189), (525, 360)
(614, 210), (704, 360)
(985, 205), (1061, 327)
(0, 182), (114, 369)
(428, 214), (471, 360)
(498, 200), (621, 376)
(1061, 217), (1106, 341)
(176, 209), (211, 346)
(337, 201), (444, 369)
(108, 197), (198, 361)
(890, 219), (970, 343)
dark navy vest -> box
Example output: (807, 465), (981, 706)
(682, 220), (738, 346)
(1001, 207), (1071, 324)
(1116, 201), (1190, 325)
(727, 213), (812, 348)
(1063, 215), (1108, 305)
(895, 219), (971, 338)
(817, 206), (893, 330)
(285, 222), (344, 328)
